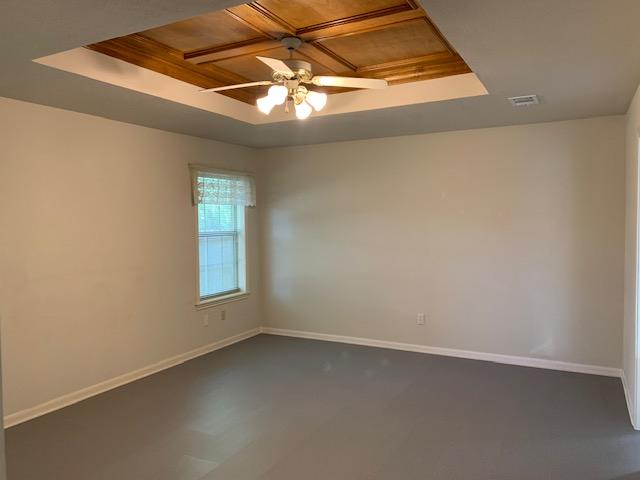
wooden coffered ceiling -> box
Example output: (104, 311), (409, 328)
(86, 0), (472, 105)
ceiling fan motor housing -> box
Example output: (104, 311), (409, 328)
(201, 34), (386, 117)
(274, 37), (313, 81)
(280, 36), (302, 51)
(282, 59), (312, 81)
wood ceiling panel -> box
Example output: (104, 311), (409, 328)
(185, 39), (281, 65)
(85, 0), (472, 105)
(225, 4), (295, 38)
(298, 9), (426, 42)
(252, 0), (412, 30)
(208, 49), (281, 81)
(212, 47), (336, 81)
(86, 34), (256, 104)
(316, 19), (447, 68)
(140, 11), (263, 53)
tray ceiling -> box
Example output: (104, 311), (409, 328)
(7, 0), (639, 148)
(86, 0), (471, 105)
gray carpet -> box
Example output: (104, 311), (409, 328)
(6, 334), (640, 479)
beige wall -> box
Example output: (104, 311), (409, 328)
(0, 96), (628, 425)
(0, 334), (5, 479)
(0, 97), (261, 416)
(623, 84), (640, 426)
(260, 117), (625, 368)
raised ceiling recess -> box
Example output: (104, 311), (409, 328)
(86, 0), (472, 105)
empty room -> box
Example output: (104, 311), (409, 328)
(2, 0), (640, 478)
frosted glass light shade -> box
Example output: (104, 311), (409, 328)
(268, 85), (288, 105)
(257, 95), (275, 114)
(295, 100), (312, 119)
(306, 91), (327, 111)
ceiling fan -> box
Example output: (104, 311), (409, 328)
(200, 36), (388, 119)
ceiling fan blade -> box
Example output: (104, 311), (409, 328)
(311, 76), (388, 89)
(200, 80), (272, 93)
(256, 56), (294, 75)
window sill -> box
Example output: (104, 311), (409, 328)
(195, 291), (250, 310)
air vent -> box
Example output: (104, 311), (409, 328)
(508, 95), (539, 107)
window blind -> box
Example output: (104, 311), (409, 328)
(198, 203), (239, 298)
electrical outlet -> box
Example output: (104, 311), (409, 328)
(203, 313), (209, 327)
(220, 310), (226, 321)
(417, 313), (426, 325)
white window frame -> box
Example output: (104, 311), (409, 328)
(192, 168), (251, 309)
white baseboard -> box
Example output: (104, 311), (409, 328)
(5, 326), (628, 429)
(621, 371), (638, 430)
(261, 327), (623, 378)
(4, 327), (262, 428)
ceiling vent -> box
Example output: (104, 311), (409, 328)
(508, 95), (539, 107)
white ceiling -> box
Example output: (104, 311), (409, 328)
(2, 0), (640, 147)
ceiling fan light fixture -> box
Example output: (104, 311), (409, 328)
(306, 91), (327, 111)
(257, 95), (275, 114)
(267, 85), (288, 105)
(294, 100), (312, 119)
(208, 40), (388, 119)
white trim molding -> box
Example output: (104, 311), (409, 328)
(261, 327), (623, 378)
(4, 327), (262, 428)
(6, 327), (630, 429)
(195, 291), (250, 310)
(622, 371), (639, 429)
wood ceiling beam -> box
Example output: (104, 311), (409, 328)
(295, 43), (353, 74)
(308, 42), (357, 72)
(225, 4), (296, 39)
(188, 43), (351, 76)
(184, 39), (280, 64)
(357, 53), (471, 84)
(175, 2), (458, 79)
(357, 51), (461, 74)
(298, 8), (426, 42)
(384, 62), (471, 84)
(184, 4), (432, 74)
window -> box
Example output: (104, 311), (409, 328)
(191, 167), (255, 304)
(198, 203), (243, 299)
